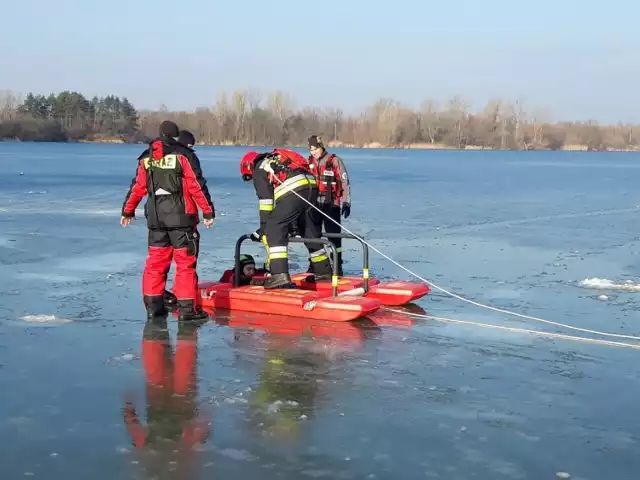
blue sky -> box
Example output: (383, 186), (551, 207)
(2, 0), (639, 123)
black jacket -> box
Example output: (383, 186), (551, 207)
(122, 136), (214, 229)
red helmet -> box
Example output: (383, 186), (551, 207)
(240, 152), (259, 181)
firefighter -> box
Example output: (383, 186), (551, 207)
(240, 148), (333, 289)
(121, 121), (214, 321)
(161, 129), (197, 311)
(123, 316), (210, 476)
(307, 135), (351, 275)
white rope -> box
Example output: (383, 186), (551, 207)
(268, 171), (640, 342)
(382, 307), (640, 350)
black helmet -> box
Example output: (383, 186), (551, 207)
(179, 130), (195, 147)
(159, 120), (179, 138)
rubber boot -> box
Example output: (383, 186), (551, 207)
(310, 261), (332, 282)
(144, 295), (167, 320)
(163, 290), (177, 311)
(264, 272), (294, 289)
(178, 300), (209, 322)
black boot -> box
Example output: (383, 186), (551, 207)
(310, 258), (333, 282)
(163, 290), (177, 311)
(264, 272), (294, 289)
(177, 300), (209, 322)
(144, 295), (167, 320)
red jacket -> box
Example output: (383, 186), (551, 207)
(122, 137), (214, 228)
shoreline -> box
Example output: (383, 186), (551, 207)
(3, 138), (640, 152)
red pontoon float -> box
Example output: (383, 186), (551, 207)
(195, 235), (382, 322)
(288, 232), (430, 306)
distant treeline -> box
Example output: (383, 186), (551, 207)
(1, 88), (638, 150)
(0, 90), (140, 142)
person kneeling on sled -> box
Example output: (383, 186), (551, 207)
(239, 149), (333, 289)
(121, 121), (214, 321)
(219, 254), (269, 286)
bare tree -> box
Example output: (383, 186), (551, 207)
(4, 87), (640, 151)
(0, 90), (20, 120)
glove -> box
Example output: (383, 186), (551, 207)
(250, 230), (262, 242)
(341, 203), (351, 218)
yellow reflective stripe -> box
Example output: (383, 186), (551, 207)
(261, 236), (270, 266)
(336, 247), (343, 253)
(363, 268), (369, 279)
(310, 250), (328, 262)
(332, 275), (338, 287)
(259, 199), (274, 211)
(268, 245), (287, 260)
(309, 248), (328, 263)
(274, 174), (316, 199)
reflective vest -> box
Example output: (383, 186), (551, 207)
(309, 154), (341, 204)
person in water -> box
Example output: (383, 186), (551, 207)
(121, 121), (214, 321)
(219, 254), (269, 285)
(163, 254), (270, 308)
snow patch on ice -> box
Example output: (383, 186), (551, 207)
(19, 314), (72, 324)
(579, 277), (640, 292)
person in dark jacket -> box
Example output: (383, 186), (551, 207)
(121, 121), (214, 321)
(307, 135), (351, 275)
(240, 149), (333, 289)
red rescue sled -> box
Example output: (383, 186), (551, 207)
(192, 232), (429, 322)
(197, 281), (381, 322)
(194, 234), (382, 322)
(288, 232), (430, 306)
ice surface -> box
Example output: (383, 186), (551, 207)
(0, 143), (639, 479)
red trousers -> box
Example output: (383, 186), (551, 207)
(143, 227), (199, 301)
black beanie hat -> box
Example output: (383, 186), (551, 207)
(178, 130), (196, 147)
(159, 120), (180, 138)
(239, 254), (255, 267)
(308, 135), (324, 149)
